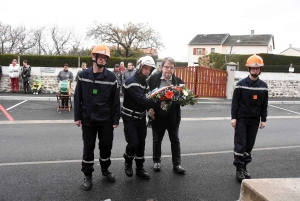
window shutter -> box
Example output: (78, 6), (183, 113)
(193, 48), (196, 55)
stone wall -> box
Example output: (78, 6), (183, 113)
(235, 71), (300, 98)
(1, 66), (300, 98)
(0, 74), (77, 94)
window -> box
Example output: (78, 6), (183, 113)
(211, 48), (215, 53)
(193, 48), (206, 55)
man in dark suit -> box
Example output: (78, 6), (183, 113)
(147, 57), (186, 174)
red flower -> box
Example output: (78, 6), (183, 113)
(165, 91), (174, 99)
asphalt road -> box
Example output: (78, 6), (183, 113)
(0, 96), (300, 201)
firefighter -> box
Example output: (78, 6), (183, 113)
(122, 56), (158, 180)
(231, 54), (268, 182)
(74, 44), (120, 190)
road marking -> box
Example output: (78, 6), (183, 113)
(6, 100), (28, 111)
(269, 104), (300, 115)
(0, 104), (14, 121)
(1, 145), (300, 167)
(1, 116), (300, 124)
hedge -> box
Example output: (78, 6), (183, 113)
(199, 53), (300, 73)
(0, 54), (138, 69)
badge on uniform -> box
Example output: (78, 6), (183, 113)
(93, 89), (98, 94)
(253, 95), (257, 100)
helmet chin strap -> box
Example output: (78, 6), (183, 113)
(250, 73), (259, 78)
(92, 54), (106, 68)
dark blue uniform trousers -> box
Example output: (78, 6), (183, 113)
(81, 125), (113, 175)
(123, 117), (147, 168)
(233, 118), (260, 169)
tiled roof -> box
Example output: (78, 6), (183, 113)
(222, 35), (273, 46)
(280, 47), (300, 54)
(188, 34), (229, 45)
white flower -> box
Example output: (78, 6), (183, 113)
(183, 89), (188, 96)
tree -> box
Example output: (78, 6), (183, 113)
(50, 25), (73, 55)
(87, 22), (164, 58)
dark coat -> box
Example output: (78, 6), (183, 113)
(74, 67), (120, 126)
(147, 72), (184, 128)
(231, 76), (268, 122)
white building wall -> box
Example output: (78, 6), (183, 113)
(281, 48), (300, 56)
(221, 46), (268, 55)
(188, 45), (222, 66)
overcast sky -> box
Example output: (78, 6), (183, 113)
(1, 0), (300, 61)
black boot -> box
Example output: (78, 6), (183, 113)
(136, 168), (150, 180)
(102, 169), (116, 182)
(236, 169), (245, 182)
(125, 162), (133, 177)
(123, 153), (134, 177)
(241, 166), (251, 179)
(82, 175), (92, 190)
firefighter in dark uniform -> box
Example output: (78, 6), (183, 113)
(74, 44), (120, 190)
(231, 54), (268, 182)
(122, 56), (157, 180)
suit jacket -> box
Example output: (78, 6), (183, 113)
(147, 72), (184, 128)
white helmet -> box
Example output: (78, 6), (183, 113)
(136, 56), (156, 71)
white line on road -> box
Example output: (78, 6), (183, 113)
(1, 116), (300, 124)
(1, 145), (300, 167)
(6, 100), (28, 111)
(269, 104), (300, 115)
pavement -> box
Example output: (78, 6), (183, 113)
(1, 92), (300, 104)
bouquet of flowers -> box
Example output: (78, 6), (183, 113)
(147, 85), (198, 111)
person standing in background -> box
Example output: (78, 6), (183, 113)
(57, 63), (73, 108)
(113, 64), (124, 95)
(76, 62), (87, 81)
(119, 62), (126, 73)
(123, 62), (136, 82)
(21, 60), (31, 94)
(8, 59), (20, 93)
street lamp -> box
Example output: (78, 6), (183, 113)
(289, 63), (294, 73)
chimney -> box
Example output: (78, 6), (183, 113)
(289, 44), (292, 48)
(251, 30), (254, 35)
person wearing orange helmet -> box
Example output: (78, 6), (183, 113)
(231, 54), (268, 182)
(74, 44), (121, 190)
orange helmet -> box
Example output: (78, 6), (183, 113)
(246, 54), (264, 67)
(91, 44), (110, 58)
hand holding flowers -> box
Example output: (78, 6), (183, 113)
(147, 85), (198, 111)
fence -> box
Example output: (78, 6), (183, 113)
(174, 66), (227, 98)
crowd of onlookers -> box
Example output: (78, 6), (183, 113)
(0, 59), (162, 95)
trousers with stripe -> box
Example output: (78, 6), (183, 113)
(233, 117), (260, 168)
(123, 116), (147, 168)
(81, 125), (113, 175)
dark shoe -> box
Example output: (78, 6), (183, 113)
(82, 175), (92, 190)
(236, 170), (245, 182)
(173, 165), (185, 174)
(102, 169), (116, 182)
(153, 163), (161, 172)
(125, 162), (133, 177)
(241, 167), (251, 179)
(136, 168), (150, 180)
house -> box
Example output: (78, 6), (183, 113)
(280, 45), (300, 56)
(188, 30), (275, 66)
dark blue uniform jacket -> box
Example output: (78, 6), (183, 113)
(122, 72), (157, 117)
(231, 76), (268, 122)
(74, 67), (120, 126)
